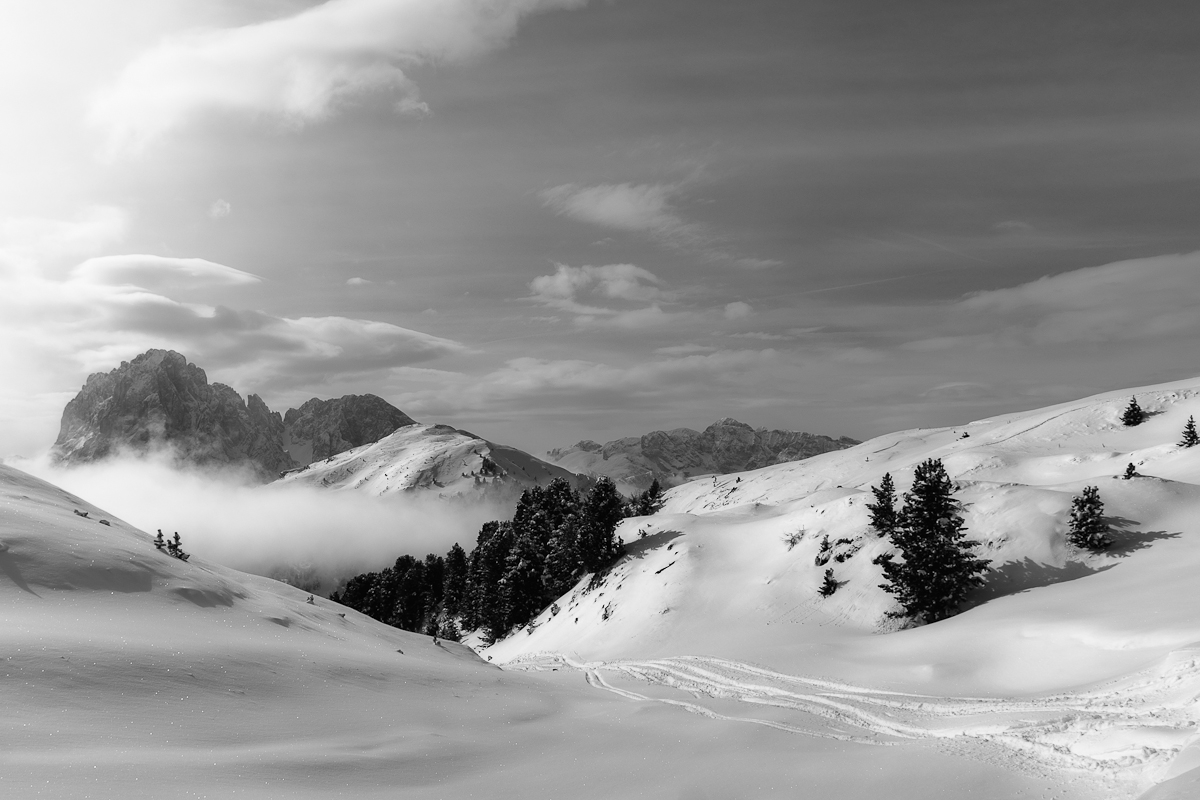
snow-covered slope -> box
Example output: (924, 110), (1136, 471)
(3, 462), (1084, 800)
(276, 422), (577, 501)
(487, 378), (1200, 798)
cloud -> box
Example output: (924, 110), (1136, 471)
(734, 257), (784, 270)
(956, 251), (1200, 345)
(541, 182), (683, 233)
(408, 348), (782, 412)
(0, 206), (127, 264)
(528, 262), (688, 329)
(653, 344), (717, 356)
(723, 301), (752, 320)
(73, 254), (262, 290)
(541, 181), (780, 268)
(0, 213), (466, 454)
(346, 276), (372, 286)
(22, 451), (502, 595)
(208, 199), (232, 219)
(91, 0), (589, 153)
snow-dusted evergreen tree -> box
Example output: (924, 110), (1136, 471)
(874, 458), (988, 623)
(1123, 463), (1138, 480)
(866, 473), (898, 538)
(1067, 485), (1112, 551)
(1180, 415), (1199, 448)
(631, 478), (665, 516)
(441, 543), (469, 618)
(153, 530), (166, 550)
(1121, 396), (1146, 427)
(818, 568), (838, 598)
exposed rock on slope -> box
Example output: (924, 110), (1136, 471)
(52, 350), (293, 478)
(278, 422), (578, 502)
(282, 395), (416, 465)
(51, 350), (416, 481)
(546, 418), (858, 491)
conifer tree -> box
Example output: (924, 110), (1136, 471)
(874, 458), (988, 623)
(1067, 485), (1112, 551)
(1180, 415), (1200, 448)
(578, 477), (627, 573)
(818, 568), (838, 598)
(1121, 396), (1146, 427)
(153, 530), (166, 550)
(441, 543), (469, 618)
(500, 531), (545, 632)
(632, 479), (665, 516)
(866, 473), (898, 538)
(1123, 463), (1138, 480)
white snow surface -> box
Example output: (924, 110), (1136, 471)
(275, 422), (575, 499)
(487, 377), (1200, 798)
(7, 378), (1200, 798)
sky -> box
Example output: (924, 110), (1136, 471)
(2, 0), (1200, 458)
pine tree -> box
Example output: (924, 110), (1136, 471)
(874, 459), (989, 623)
(632, 479), (665, 516)
(1180, 416), (1199, 448)
(818, 568), (838, 598)
(441, 543), (469, 618)
(153, 530), (166, 550)
(866, 473), (898, 538)
(1067, 485), (1112, 551)
(578, 477), (627, 574)
(1123, 463), (1138, 480)
(1121, 396), (1146, 427)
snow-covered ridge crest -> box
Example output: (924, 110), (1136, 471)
(277, 421), (578, 501)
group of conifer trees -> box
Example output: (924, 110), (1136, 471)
(330, 477), (664, 643)
(866, 459), (989, 623)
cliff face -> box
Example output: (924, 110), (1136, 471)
(548, 418), (859, 491)
(282, 395), (416, 465)
(51, 350), (416, 481)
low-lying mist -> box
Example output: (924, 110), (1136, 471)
(19, 451), (505, 595)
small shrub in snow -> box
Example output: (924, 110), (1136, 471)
(1121, 397), (1147, 427)
(1067, 485), (1112, 551)
(814, 534), (833, 566)
(1180, 415), (1199, 448)
(783, 529), (805, 550)
(818, 568), (838, 598)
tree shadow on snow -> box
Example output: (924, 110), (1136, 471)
(0, 550), (40, 596)
(623, 529), (684, 559)
(1102, 516), (1181, 558)
(971, 558), (1115, 603)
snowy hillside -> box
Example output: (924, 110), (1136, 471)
(276, 422), (577, 501)
(4, 461), (1094, 799)
(487, 378), (1200, 799)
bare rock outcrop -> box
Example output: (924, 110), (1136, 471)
(51, 350), (416, 482)
(547, 418), (858, 491)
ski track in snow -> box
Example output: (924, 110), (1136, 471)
(509, 649), (1200, 795)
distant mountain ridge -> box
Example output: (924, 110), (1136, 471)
(52, 349), (417, 480)
(546, 417), (859, 491)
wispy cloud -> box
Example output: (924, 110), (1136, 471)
(541, 180), (781, 268)
(956, 251), (1200, 345)
(0, 211), (465, 453)
(90, 0), (588, 153)
(528, 262), (688, 329)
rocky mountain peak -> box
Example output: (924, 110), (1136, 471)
(52, 350), (417, 482)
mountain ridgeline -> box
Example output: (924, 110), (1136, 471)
(52, 350), (416, 481)
(546, 418), (859, 491)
